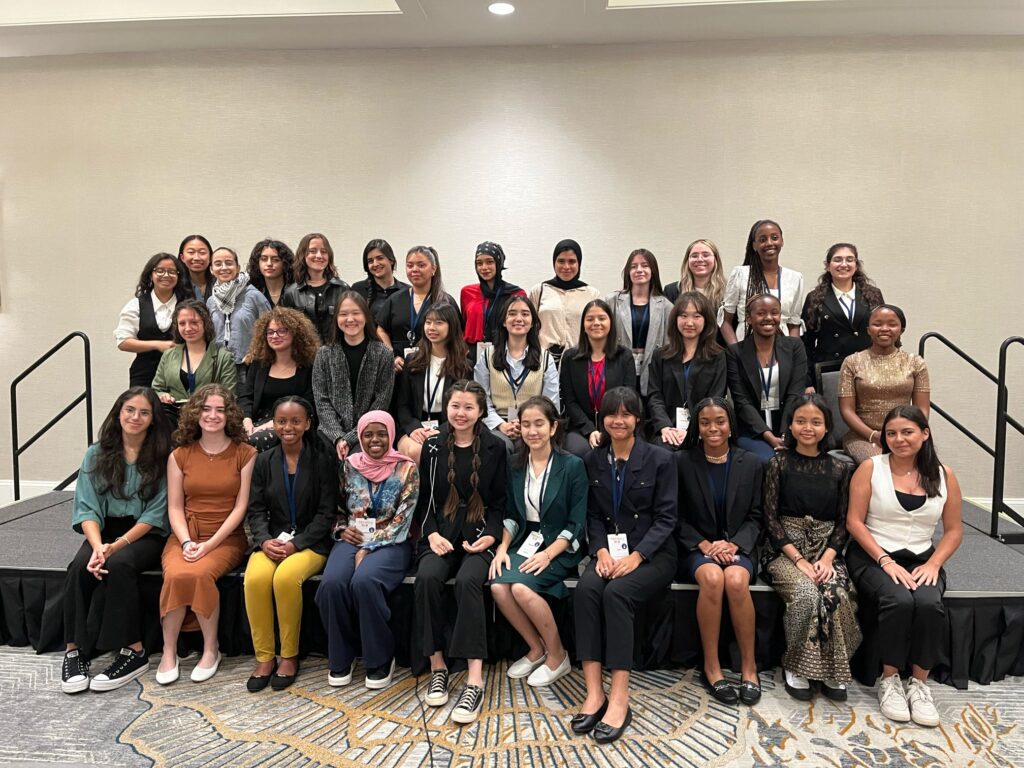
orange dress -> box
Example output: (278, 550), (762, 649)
(160, 441), (257, 627)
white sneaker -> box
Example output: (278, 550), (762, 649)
(906, 678), (940, 727)
(878, 674), (910, 722)
(526, 652), (570, 688)
(507, 653), (546, 679)
(328, 666), (354, 687)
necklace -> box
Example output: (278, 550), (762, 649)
(704, 452), (728, 464)
(199, 441), (229, 461)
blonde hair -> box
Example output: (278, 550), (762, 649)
(680, 239), (726, 310)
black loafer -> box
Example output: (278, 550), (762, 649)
(271, 663), (299, 691)
(701, 672), (738, 705)
(739, 678), (762, 706)
(591, 706), (632, 745)
(570, 697), (608, 734)
(247, 661), (277, 692)
(784, 680), (813, 702)
(820, 681), (848, 702)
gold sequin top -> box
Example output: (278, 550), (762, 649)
(838, 348), (930, 430)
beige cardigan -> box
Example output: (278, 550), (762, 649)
(528, 282), (602, 352)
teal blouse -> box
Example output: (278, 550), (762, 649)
(71, 443), (170, 535)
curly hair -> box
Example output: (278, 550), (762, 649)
(661, 291), (722, 361)
(134, 253), (192, 302)
(246, 238), (295, 295)
(678, 239), (726, 309)
(173, 384), (247, 446)
(90, 387), (172, 502)
(246, 307), (320, 368)
(170, 299), (215, 345)
(803, 243), (885, 331)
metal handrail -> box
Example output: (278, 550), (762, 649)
(10, 332), (93, 501)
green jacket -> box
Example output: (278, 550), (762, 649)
(152, 342), (237, 401)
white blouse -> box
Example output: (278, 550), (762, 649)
(113, 293), (177, 346)
(722, 265), (805, 341)
(866, 454), (947, 555)
(422, 355), (446, 414)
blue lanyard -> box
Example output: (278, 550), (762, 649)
(630, 300), (650, 346)
(281, 447), (303, 532)
(424, 363), (444, 416)
(407, 289), (430, 344)
(183, 346), (196, 393)
(682, 360), (692, 399)
(504, 360), (530, 400)
(525, 452), (553, 518)
(608, 451), (628, 532)
(482, 286), (503, 336)
(368, 479), (387, 517)
(758, 345), (777, 405)
(838, 293), (855, 324)
(587, 359), (606, 413)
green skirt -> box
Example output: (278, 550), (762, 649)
(491, 524), (578, 599)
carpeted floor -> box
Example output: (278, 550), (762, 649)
(3, 648), (1022, 767)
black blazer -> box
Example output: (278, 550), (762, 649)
(558, 347), (636, 437)
(800, 290), (875, 388)
(280, 277), (351, 344)
(237, 363), (315, 424)
(647, 352), (728, 433)
(417, 425), (507, 548)
(584, 439), (677, 561)
(394, 354), (474, 437)
(676, 446), (763, 555)
(726, 336), (807, 437)
(246, 443), (338, 557)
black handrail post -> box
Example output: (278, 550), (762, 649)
(992, 336), (1024, 540)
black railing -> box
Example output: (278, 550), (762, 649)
(10, 332), (94, 501)
(919, 332), (1024, 543)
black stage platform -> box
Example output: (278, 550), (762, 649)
(2, 492), (1023, 689)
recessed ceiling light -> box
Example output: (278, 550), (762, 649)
(488, 3), (515, 15)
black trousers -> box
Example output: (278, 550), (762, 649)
(63, 517), (165, 655)
(574, 540), (677, 671)
(414, 549), (491, 661)
(847, 543), (947, 671)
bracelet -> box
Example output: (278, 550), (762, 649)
(878, 556), (894, 568)
(869, 430), (878, 444)
(116, 535), (132, 546)
(793, 555), (805, 565)
(181, 539), (194, 550)
(876, 552), (890, 566)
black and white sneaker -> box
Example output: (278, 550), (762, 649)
(365, 659), (395, 690)
(61, 650), (90, 694)
(328, 666), (353, 687)
(424, 668), (450, 706)
(90, 648), (150, 692)
(450, 684), (484, 724)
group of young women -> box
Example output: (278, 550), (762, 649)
(69, 221), (962, 739)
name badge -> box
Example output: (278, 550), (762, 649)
(506, 405), (519, 422)
(607, 533), (629, 561)
(761, 397), (770, 411)
(403, 347), (417, 359)
(276, 530), (294, 543)
(353, 517), (376, 536)
(421, 419), (439, 431)
(632, 350), (643, 375)
(516, 531), (545, 558)
(675, 407), (690, 432)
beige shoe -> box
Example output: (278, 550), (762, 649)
(906, 678), (940, 727)
(878, 673), (910, 722)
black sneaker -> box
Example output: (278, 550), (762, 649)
(450, 684), (484, 724)
(90, 648), (149, 692)
(61, 650), (90, 694)
(365, 659), (395, 690)
(328, 666), (353, 687)
(424, 668), (449, 706)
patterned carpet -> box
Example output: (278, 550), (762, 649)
(2, 646), (1021, 767)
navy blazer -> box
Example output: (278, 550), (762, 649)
(558, 347), (636, 438)
(237, 363), (315, 424)
(646, 352), (728, 433)
(584, 439), (677, 561)
(416, 425), (507, 548)
(675, 446), (763, 555)
(504, 450), (588, 568)
(726, 336), (807, 437)
(800, 289), (876, 388)
(246, 443), (338, 557)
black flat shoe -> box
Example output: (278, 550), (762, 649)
(271, 662), (299, 691)
(247, 661), (277, 692)
(591, 706), (632, 745)
(570, 697), (609, 734)
(820, 681), (848, 702)
(701, 672), (738, 705)
(739, 678), (762, 706)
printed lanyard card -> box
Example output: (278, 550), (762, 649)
(276, 530), (295, 542)
(516, 530), (545, 557)
(421, 419), (440, 431)
(607, 533), (629, 561)
(404, 347), (418, 359)
(675, 407), (690, 432)
(506, 405), (519, 422)
(353, 517), (377, 536)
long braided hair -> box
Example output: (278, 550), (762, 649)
(742, 219), (783, 304)
(442, 379), (487, 524)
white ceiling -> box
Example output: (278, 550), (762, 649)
(1, 0), (1022, 58)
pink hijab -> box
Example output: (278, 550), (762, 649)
(347, 410), (413, 483)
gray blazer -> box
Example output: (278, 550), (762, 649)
(312, 340), (395, 449)
(605, 291), (673, 395)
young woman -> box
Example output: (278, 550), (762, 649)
(676, 397), (763, 706)
(394, 302), (473, 463)
(573, 387), (677, 744)
(604, 248), (673, 395)
(179, 234), (213, 300)
(726, 294), (808, 463)
(414, 380), (507, 725)
(245, 238), (295, 308)
(316, 411), (419, 690)
(459, 241), (525, 356)
(647, 291), (727, 450)
(839, 305), (930, 464)
(760, 394), (860, 702)
(527, 239), (601, 362)
(207, 246), (272, 381)
(801, 243), (884, 390)
(489, 396), (587, 687)
(151, 300), (237, 414)
(375, 246), (460, 371)
(721, 220), (805, 343)
(664, 239), (727, 310)
(312, 291), (395, 461)
(115, 253), (192, 387)
(61, 388), (172, 694)
(558, 299), (635, 456)
(846, 406), (962, 727)
(157, 385), (257, 685)
(238, 307), (320, 451)
(351, 239), (409, 317)
(473, 295), (560, 452)
(244, 397), (336, 691)
(280, 232), (350, 344)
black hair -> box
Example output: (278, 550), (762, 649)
(329, 290), (378, 345)
(782, 393), (834, 451)
(881, 405), (945, 497)
(661, 291), (722, 361)
(362, 239), (397, 308)
(742, 219), (783, 303)
(441, 380), (487, 523)
(681, 396), (739, 450)
(272, 395), (314, 420)
(803, 243), (884, 330)
(513, 395), (566, 469)
(572, 299), (624, 361)
(491, 295), (542, 373)
(596, 386), (644, 446)
(90, 387), (171, 502)
(868, 303), (908, 348)
(246, 238), (295, 295)
(134, 253), (192, 303)
(407, 301), (472, 380)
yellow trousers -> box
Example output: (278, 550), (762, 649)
(244, 549), (327, 661)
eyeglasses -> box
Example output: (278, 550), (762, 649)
(152, 268), (177, 277)
(266, 328), (291, 338)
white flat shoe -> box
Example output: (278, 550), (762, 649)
(527, 652), (570, 688)
(155, 656), (180, 685)
(190, 653), (221, 683)
(507, 653), (546, 679)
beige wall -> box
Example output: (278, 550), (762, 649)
(1, 37), (1022, 500)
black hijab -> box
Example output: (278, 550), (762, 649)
(544, 238), (587, 290)
(476, 241), (522, 342)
